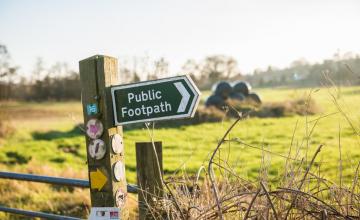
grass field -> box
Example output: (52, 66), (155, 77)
(0, 85), (359, 218)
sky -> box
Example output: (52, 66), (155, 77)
(1, 0), (360, 77)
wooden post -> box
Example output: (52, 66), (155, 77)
(136, 142), (164, 220)
(79, 55), (128, 218)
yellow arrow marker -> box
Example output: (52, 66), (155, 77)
(90, 169), (107, 191)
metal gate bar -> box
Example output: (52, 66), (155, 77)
(0, 171), (89, 187)
(0, 206), (82, 220)
(0, 171), (139, 219)
(0, 171), (138, 193)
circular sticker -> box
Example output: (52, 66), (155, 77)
(113, 161), (125, 182)
(86, 119), (104, 139)
(115, 189), (126, 207)
(89, 139), (106, 160)
(111, 134), (124, 154)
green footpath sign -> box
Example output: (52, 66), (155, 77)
(111, 75), (201, 125)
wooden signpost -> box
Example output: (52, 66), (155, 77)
(79, 55), (127, 219)
(80, 54), (200, 219)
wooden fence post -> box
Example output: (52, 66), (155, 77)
(136, 142), (164, 220)
(79, 55), (128, 219)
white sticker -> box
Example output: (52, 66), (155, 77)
(89, 139), (106, 160)
(88, 207), (120, 220)
(113, 161), (125, 182)
(115, 189), (126, 208)
(111, 134), (124, 154)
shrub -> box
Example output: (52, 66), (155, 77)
(226, 98), (321, 118)
(192, 106), (226, 123)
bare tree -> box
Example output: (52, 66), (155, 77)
(0, 44), (18, 100)
(32, 57), (45, 82)
(182, 59), (200, 83)
(151, 57), (169, 80)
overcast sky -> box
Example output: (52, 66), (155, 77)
(1, 0), (360, 76)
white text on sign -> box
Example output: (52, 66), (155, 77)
(128, 90), (162, 103)
(122, 89), (173, 118)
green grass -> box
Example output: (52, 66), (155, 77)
(0, 85), (359, 218)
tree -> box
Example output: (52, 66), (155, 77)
(182, 59), (200, 84)
(132, 72), (140, 82)
(148, 57), (169, 80)
(0, 44), (18, 100)
(32, 57), (45, 82)
(200, 55), (240, 87)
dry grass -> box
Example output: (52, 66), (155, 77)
(139, 80), (359, 220)
(0, 164), (91, 219)
(0, 110), (14, 140)
(145, 120), (359, 219)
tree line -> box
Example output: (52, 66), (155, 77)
(1, 44), (359, 101)
(243, 53), (360, 88)
(0, 45), (81, 101)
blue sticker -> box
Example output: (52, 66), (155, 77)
(87, 103), (99, 115)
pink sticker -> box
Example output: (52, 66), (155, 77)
(86, 119), (104, 139)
